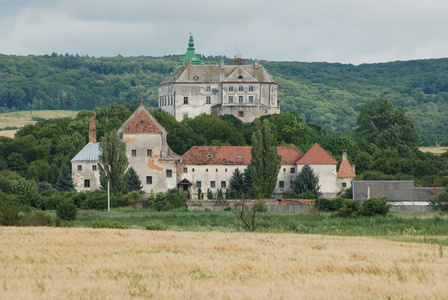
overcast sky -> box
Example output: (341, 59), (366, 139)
(1, 0), (448, 65)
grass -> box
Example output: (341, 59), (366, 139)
(1, 227), (448, 299)
(73, 208), (448, 240)
(0, 110), (78, 137)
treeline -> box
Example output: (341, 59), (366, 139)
(1, 54), (448, 145)
(1, 101), (447, 193)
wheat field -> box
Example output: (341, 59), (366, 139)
(0, 227), (447, 300)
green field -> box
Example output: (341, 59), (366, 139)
(70, 208), (448, 243)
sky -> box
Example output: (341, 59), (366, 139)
(1, 0), (448, 65)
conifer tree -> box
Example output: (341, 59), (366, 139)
(228, 168), (244, 198)
(242, 164), (253, 196)
(54, 164), (75, 192)
(292, 164), (321, 199)
(126, 167), (143, 194)
(250, 120), (281, 198)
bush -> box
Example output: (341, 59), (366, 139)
(145, 220), (167, 231)
(338, 200), (361, 217)
(282, 190), (300, 199)
(298, 191), (316, 199)
(317, 197), (346, 212)
(360, 197), (391, 217)
(0, 193), (20, 226)
(92, 219), (126, 229)
(429, 191), (448, 211)
(147, 188), (186, 211)
(19, 209), (54, 226)
(118, 191), (141, 207)
(56, 200), (77, 221)
(81, 190), (117, 210)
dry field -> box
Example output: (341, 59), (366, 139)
(0, 110), (78, 138)
(419, 146), (448, 154)
(1, 228), (447, 300)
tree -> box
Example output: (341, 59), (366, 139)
(292, 164), (321, 199)
(54, 164), (75, 192)
(98, 131), (129, 195)
(250, 120), (281, 198)
(126, 167), (143, 194)
(228, 168), (244, 198)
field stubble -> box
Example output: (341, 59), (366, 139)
(1, 227), (448, 299)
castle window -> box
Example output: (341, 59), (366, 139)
(342, 182), (347, 188)
(183, 113), (189, 118)
(279, 181), (285, 189)
(147, 149), (153, 157)
(92, 165), (97, 171)
(131, 149), (137, 157)
(183, 97), (189, 104)
(239, 96), (243, 103)
(210, 181), (216, 188)
(146, 176), (152, 184)
(249, 86), (254, 91)
(183, 167), (188, 173)
(238, 111), (244, 117)
(239, 86), (243, 91)
(229, 86), (234, 92)
(238, 75), (243, 80)
(206, 96), (211, 104)
(228, 96), (233, 103)
(249, 96), (254, 103)
(84, 179), (90, 188)
(221, 181), (226, 188)
(78, 165), (82, 171)
(206, 86), (211, 92)
(166, 170), (172, 178)
(192, 168), (195, 172)
(291, 167), (295, 174)
(196, 181), (201, 188)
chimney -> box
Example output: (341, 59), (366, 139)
(220, 59), (224, 69)
(89, 113), (97, 143)
(351, 165), (356, 174)
(254, 59), (259, 69)
(342, 149), (347, 160)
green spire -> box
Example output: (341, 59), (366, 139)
(177, 35), (204, 67)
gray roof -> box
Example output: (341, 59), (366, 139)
(159, 64), (277, 85)
(71, 142), (101, 162)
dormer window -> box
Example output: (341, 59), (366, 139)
(193, 76), (199, 80)
(236, 154), (244, 159)
(238, 75), (243, 79)
(206, 154), (214, 158)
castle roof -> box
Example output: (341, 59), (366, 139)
(337, 159), (356, 178)
(297, 143), (337, 165)
(177, 35), (204, 67)
(181, 144), (302, 165)
(118, 104), (165, 135)
(71, 142), (101, 162)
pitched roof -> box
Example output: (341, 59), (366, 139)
(181, 144), (302, 165)
(337, 159), (356, 178)
(118, 104), (165, 135)
(297, 143), (337, 165)
(71, 142), (101, 162)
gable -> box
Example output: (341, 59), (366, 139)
(222, 66), (258, 83)
(297, 143), (337, 165)
(118, 104), (165, 135)
(337, 159), (356, 178)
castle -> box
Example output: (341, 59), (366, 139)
(158, 35), (280, 122)
(71, 37), (355, 199)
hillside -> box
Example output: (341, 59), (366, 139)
(1, 54), (447, 145)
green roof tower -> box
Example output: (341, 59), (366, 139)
(177, 35), (204, 67)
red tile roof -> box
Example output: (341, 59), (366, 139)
(181, 144), (303, 165)
(297, 143), (337, 165)
(337, 159), (356, 178)
(121, 110), (162, 134)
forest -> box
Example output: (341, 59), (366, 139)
(1, 53), (448, 145)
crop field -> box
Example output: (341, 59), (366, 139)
(1, 227), (448, 299)
(419, 146), (448, 154)
(0, 110), (78, 137)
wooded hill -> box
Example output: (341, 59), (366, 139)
(1, 53), (447, 145)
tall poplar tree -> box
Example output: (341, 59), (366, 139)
(98, 131), (129, 195)
(250, 120), (281, 198)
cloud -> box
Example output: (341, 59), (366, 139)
(1, 0), (448, 64)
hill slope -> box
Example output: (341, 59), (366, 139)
(1, 54), (447, 145)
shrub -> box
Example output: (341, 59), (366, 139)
(81, 190), (117, 210)
(118, 191), (140, 207)
(338, 199), (361, 217)
(56, 200), (78, 221)
(92, 219), (126, 229)
(19, 209), (54, 226)
(429, 191), (448, 211)
(318, 197), (346, 212)
(282, 190), (300, 199)
(147, 189), (186, 211)
(0, 193), (20, 226)
(298, 191), (316, 199)
(360, 197), (391, 217)
(145, 220), (167, 231)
